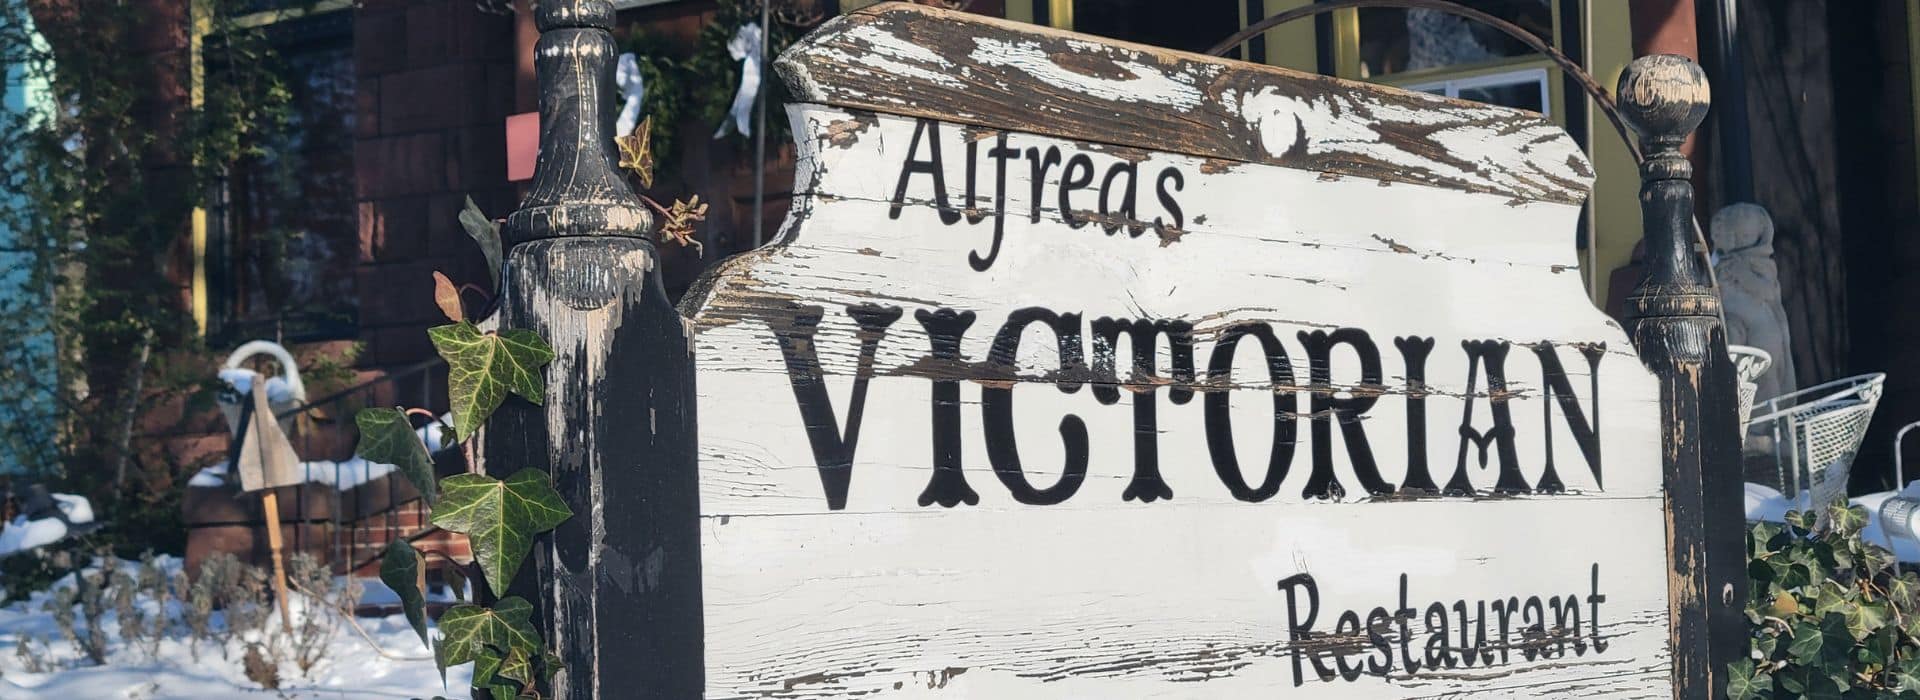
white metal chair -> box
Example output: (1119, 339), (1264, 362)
(1728, 345), (1772, 429)
(1747, 373), (1886, 523)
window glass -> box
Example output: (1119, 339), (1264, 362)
(1357, 0), (1552, 77)
(1405, 68), (1550, 115)
(1457, 75), (1545, 113)
(1071, 0), (1244, 56)
(212, 14), (358, 341)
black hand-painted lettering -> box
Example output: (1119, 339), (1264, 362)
(1396, 574), (1421, 675)
(1097, 161), (1143, 236)
(1279, 568), (1609, 685)
(889, 119), (961, 225)
(1448, 340), (1524, 495)
(982, 308), (1089, 505)
(1059, 154), (1095, 229)
(773, 304), (903, 511)
(1204, 322), (1298, 502)
(1531, 342), (1606, 492)
(961, 136), (987, 225)
(1423, 602), (1453, 669)
(1279, 573), (1334, 685)
(915, 308), (981, 508)
(1091, 318), (1196, 503)
(1365, 606), (1394, 676)
(1493, 597), (1519, 666)
(1455, 599), (1493, 667)
(1395, 336), (1438, 493)
(970, 135), (1020, 272)
(1154, 167), (1185, 234)
(1552, 593), (1587, 656)
(1298, 329), (1391, 498)
(1520, 596), (1546, 661)
(1027, 146), (1062, 223)
(1588, 564), (1608, 653)
(1333, 611), (1365, 681)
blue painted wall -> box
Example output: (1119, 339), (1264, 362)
(1, 0), (56, 475)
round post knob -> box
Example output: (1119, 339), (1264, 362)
(1617, 55), (1711, 181)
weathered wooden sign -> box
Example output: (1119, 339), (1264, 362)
(671, 4), (1674, 697)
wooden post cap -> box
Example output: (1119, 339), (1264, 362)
(537, 0), (614, 31)
(1617, 55), (1710, 165)
(507, 0), (653, 243)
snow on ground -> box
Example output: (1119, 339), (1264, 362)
(188, 413), (453, 491)
(0, 557), (473, 699)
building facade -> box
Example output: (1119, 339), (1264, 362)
(112, 0), (1920, 557)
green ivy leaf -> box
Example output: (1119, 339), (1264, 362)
(1789, 619), (1829, 662)
(1832, 505), (1869, 536)
(1788, 509), (1818, 535)
(355, 407), (438, 506)
(1849, 600), (1893, 642)
(471, 644), (505, 688)
(459, 195), (503, 286)
(380, 540), (430, 647)
(434, 597), (542, 676)
(431, 470), (572, 591)
(1863, 625), (1898, 666)
(542, 650), (565, 688)
(1819, 613), (1853, 667)
(1894, 656), (1920, 693)
(497, 645), (535, 687)
(1727, 659), (1769, 700)
(434, 633), (453, 687)
(430, 322), (554, 442)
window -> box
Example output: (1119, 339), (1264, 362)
(1405, 67), (1550, 116)
(1007, 0), (1261, 59)
(1062, 0), (1245, 56)
(1333, 0), (1569, 118)
(207, 11), (358, 342)
(1353, 1), (1552, 77)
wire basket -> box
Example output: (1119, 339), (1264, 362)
(1748, 373), (1886, 524)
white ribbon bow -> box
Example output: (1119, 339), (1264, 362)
(616, 52), (647, 137)
(713, 22), (763, 139)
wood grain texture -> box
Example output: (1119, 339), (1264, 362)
(490, 237), (702, 699)
(679, 103), (1673, 696)
(773, 4), (1594, 206)
(1616, 55), (1742, 700)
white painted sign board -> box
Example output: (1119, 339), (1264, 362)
(680, 5), (1672, 697)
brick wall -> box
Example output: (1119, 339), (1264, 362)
(176, 2), (518, 578)
(353, 0), (518, 375)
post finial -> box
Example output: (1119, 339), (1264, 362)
(1622, 52), (1716, 320)
(1617, 55), (1710, 180)
(505, 0), (653, 244)
(536, 0), (614, 32)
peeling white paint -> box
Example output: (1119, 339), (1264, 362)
(968, 37), (1207, 111)
(679, 102), (1672, 697)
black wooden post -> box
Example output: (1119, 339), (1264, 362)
(487, 1), (701, 698)
(1617, 55), (1745, 700)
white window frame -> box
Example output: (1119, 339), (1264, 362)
(1404, 67), (1551, 117)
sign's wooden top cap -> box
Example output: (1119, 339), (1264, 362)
(776, 3), (1594, 206)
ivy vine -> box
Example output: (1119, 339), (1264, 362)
(1732, 504), (1920, 699)
(353, 200), (568, 699)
